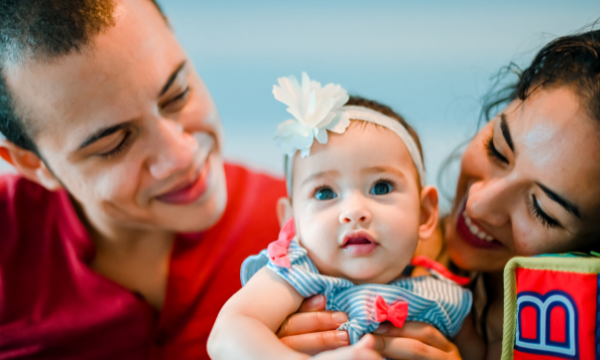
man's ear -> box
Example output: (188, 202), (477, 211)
(418, 185), (439, 241)
(0, 140), (62, 191)
(276, 197), (293, 228)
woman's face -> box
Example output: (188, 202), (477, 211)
(4, 0), (227, 234)
(446, 86), (600, 272)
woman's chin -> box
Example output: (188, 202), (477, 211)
(446, 234), (510, 272)
(445, 222), (509, 273)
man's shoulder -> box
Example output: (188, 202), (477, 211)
(0, 173), (57, 206)
(224, 162), (286, 198)
(0, 174), (67, 236)
(211, 163), (285, 240)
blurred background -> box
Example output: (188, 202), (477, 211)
(1, 0), (598, 210)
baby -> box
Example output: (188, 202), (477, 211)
(208, 73), (473, 360)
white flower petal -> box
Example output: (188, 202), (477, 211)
(300, 147), (311, 158)
(273, 73), (349, 158)
(314, 128), (329, 144)
(327, 112), (351, 134)
(276, 120), (310, 138)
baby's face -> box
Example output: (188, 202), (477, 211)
(290, 121), (428, 284)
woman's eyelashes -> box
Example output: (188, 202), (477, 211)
(485, 134), (509, 165)
(161, 86), (191, 113)
(314, 186), (337, 201)
(528, 194), (560, 229)
(98, 131), (133, 160)
(370, 179), (394, 195)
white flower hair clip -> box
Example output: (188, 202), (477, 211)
(273, 73), (426, 193)
(273, 72), (350, 157)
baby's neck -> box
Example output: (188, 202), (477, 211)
(316, 261), (414, 285)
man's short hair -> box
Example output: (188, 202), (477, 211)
(0, 0), (165, 154)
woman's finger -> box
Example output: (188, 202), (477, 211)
(312, 335), (384, 360)
(280, 330), (350, 356)
(277, 311), (348, 337)
(371, 336), (459, 360)
(373, 321), (453, 352)
(299, 294), (328, 312)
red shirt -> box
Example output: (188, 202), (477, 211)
(0, 163), (286, 359)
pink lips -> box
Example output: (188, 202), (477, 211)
(341, 230), (378, 255)
(456, 200), (503, 250)
(155, 162), (210, 205)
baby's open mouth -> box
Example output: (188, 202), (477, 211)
(341, 230), (378, 255)
(345, 236), (373, 245)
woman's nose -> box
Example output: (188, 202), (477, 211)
(148, 121), (198, 180)
(339, 195), (372, 226)
(466, 177), (512, 227)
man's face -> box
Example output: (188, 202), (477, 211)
(5, 0), (227, 233)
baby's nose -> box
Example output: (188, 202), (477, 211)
(339, 207), (371, 225)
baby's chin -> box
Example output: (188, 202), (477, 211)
(339, 263), (407, 285)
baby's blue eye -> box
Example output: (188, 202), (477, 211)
(315, 187), (337, 201)
(370, 181), (393, 195)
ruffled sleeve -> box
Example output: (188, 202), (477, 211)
(241, 241), (331, 298)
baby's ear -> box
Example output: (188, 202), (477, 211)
(276, 197), (294, 228)
(418, 185), (439, 241)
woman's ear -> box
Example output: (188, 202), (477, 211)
(0, 140), (62, 191)
(418, 185), (439, 241)
(276, 197), (294, 228)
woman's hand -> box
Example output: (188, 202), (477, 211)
(371, 321), (462, 360)
(311, 335), (383, 360)
(277, 295), (351, 355)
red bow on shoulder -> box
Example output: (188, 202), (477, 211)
(267, 218), (295, 268)
(374, 295), (408, 328)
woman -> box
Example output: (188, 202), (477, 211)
(279, 27), (600, 360)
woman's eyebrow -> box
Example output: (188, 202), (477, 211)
(159, 61), (187, 97)
(536, 182), (581, 218)
(77, 121), (131, 151)
(500, 114), (514, 153)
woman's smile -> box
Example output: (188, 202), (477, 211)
(456, 198), (503, 250)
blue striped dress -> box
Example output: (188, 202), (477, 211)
(241, 241), (473, 344)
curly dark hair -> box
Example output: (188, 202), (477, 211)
(0, 0), (165, 154)
(482, 26), (600, 124)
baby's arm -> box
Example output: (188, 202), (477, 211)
(208, 267), (307, 359)
(208, 267), (381, 360)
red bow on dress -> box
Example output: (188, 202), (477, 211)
(267, 218), (295, 268)
(374, 295), (408, 328)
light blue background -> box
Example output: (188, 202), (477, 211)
(1, 0), (599, 208)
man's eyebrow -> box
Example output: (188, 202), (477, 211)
(500, 113), (514, 153)
(301, 170), (339, 186)
(159, 61), (187, 97)
(536, 182), (581, 218)
(77, 122), (131, 150)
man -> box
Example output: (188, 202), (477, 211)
(0, 0), (291, 358)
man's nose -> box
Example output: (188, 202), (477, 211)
(466, 177), (512, 227)
(148, 120), (198, 180)
(339, 194), (372, 226)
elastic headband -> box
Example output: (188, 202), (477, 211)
(274, 73), (426, 195)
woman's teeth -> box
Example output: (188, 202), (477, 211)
(463, 211), (494, 242)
